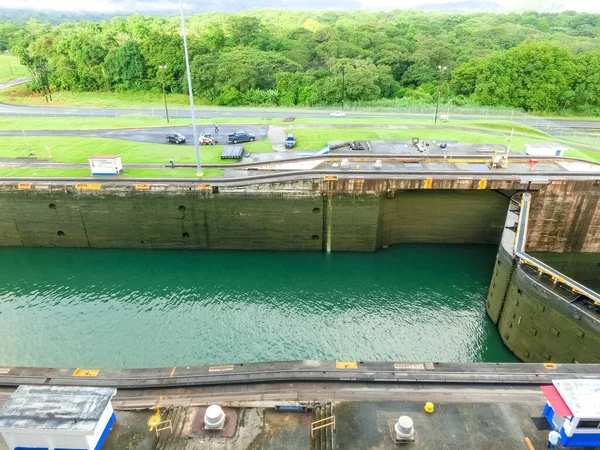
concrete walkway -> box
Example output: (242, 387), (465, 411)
(267, 125), (287, 151)
(0, 77), (31, 91)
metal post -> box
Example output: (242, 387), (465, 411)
(179, 0), (203, 176)
(434, 66), (446, 124)
(158, 65), (170, 123)
(341, 66), (345, 110)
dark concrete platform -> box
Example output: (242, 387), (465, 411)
(0, 361), (599, 390)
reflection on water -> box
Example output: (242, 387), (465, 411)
(0, 245), (516, 368)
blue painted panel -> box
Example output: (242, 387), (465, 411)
(54, 448), (86, 450)
(14, 447), (49, 450)
(543, 402), (556, 428)
(92, 173), (118, 176)
(560, 427), (600, 447)
(93, 412), (116, 450)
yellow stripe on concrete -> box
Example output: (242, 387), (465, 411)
(323, 176), (338, 181)
(136, 184), (151, 190)
(425, 178), (433, 189)
(17, 183), (31, 190)
(170, 367), (176, 377)
(75, 183), (101, 190)
(478, 178), (487, 190)
(524, 437), (535, 450)
(335, 361), (358, 369)
(197, 184), (211, 190)
(73, 368), (100, 377)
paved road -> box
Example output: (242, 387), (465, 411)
(0, 125), (268, 146)
(0, 77), (31, 91)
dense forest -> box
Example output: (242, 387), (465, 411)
(2, 10), (600, 114)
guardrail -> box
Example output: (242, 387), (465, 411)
(513, 192), (600, 306)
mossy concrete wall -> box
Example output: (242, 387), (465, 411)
(0, 185), (510, 251)
(487, 243), (600, 363)
(526, 180), (600, 253)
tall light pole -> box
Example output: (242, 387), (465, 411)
(341, 65), (345, 110)
(179, 0), (203, 176)
(158, 65), (170, 124)
(434, 65), (447, 124)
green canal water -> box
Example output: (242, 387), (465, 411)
(0, 245), (516, 368)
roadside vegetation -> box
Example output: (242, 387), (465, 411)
(2, 11), (600, 116)
(0, 55), (29, 82)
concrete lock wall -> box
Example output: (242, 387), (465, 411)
(0, 187), (510, 251)
(487, 245), (600, 364)
(526, 180), (600, 253)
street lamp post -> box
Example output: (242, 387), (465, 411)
(434, 65), (447, 124)
(158, 65), (170, 124)
(179, 0), (203, 176)
(341, 66), (345, 110)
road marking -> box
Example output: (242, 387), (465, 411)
(75, 183), (101, 190)
(524, 437), (535, 450)
(73, 368), (100, 377)
(336, 361), (358, 369)
(209, 365), (234, 372)
(170, 367), (176, 377)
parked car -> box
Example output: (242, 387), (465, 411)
(330, 111), (345, 118)
(199, 133), (218, 145)
(166, 132), (186, 144)
(285, 133), (296, 148)
(228, 131), (256, 144)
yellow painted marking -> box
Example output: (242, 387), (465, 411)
(170, 367), (176, 377)
(197, 184), (211, 190)
(208, 364), (234, 372)
(73, 368), (100, 377)
(17, 183), (31, 190)
(323, 176), (338, 181)
(478, 178), (487, 190)
(424, 178), (433, 189)
(335, 361), (358, 369)
(524, 437), (535, 450)
(136, 184), (151, 190)
(75, 183), (101, 190)
(544, 363), (556, 370)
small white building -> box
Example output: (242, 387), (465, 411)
(525, 143), (568, 157)
(88, 155), (123, 176)
(541, 379), (600, 447)
(0, 385), (117, 450)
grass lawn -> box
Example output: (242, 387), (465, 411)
(0, 116), (190, 130)
(0, 55), (29, 83)
(0, 136), (273, 164)
(563, 149), (600, 164)
(0, 167), (224, 178)
(0, 86), (194, 108)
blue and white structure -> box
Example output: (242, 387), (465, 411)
(541, 379), (600, 447)
(0, 385), (117, 450)
(88, 155), (123, 176)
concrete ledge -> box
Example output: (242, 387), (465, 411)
(0, 361), (597, 389)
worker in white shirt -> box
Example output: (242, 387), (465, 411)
(547, 429), (561, 449)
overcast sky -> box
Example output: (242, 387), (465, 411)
(0, 0), (597, 14)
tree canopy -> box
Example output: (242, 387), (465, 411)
(2, 10), (600, 114)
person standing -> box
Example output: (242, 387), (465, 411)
(169, 157), (175, 169)
(547, 430), (561, 449)
(214, 123), (219, 133)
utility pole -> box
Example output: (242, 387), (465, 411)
(158, 65), (170, 123)
(179, 0), (203, 176)
(341, 65), (345, 110)
(434, 65), (447, 124)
